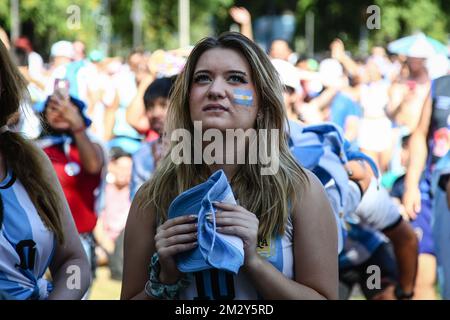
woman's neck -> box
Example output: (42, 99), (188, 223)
(209, 164), (238, 181)
(201, 134), (245, 181)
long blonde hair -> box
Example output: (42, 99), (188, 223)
(0, 40), (64, 243)
(137, 32), (308, 239)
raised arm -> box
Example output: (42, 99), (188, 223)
(386, 82), (407, 119)
(402, 89), (432, 219)
(125, 75), (154, 133)
(330, 39), (359, 78)
(229, 7), (253, 41)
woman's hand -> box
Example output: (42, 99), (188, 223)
(229, 6), (252, 26)
(402, 186), (421, 220)
(211, 202), (260, 268)
(48, 95), (86, 133)
(154, 215), (198, 284)
(330, 38), (345, 61)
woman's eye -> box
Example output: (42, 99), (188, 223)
(193, 74), (211, 83)
(228, 75), (247, 84)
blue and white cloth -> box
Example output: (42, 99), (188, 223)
(168, 170), (244, 274)
(287, 120), (348, 253)
(0, 171), (55, 300)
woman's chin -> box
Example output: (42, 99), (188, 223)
(196, 118), (237, 131)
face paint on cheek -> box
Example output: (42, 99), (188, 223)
(233, 88), (254, 107)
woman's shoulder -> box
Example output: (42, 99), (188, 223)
(291, 169), (330, 218)
(130, 184), (157, 218)
(293, 168), (322, 196)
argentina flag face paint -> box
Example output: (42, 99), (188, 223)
(233, 89), (253, 107)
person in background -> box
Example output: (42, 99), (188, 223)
(10, 46), (44, 140)
(45, 41), (75, 95)
(36, 92), (105, 297)
(402, 74), (450, 299)
(269, 39), (297, 65)
(130, 76), (174, 200)
(318, 58), (362, 145)
(95, 147), (132, 281)
(331, 39), (393, 173)
(14, 36), (45, 84)
(108, 49), (148, 154)
(73, 40), (86, 62)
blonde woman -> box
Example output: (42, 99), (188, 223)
(121, 32), (338, 300)
(0, 40), (90, 299)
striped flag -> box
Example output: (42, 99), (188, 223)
(233, 89), (253, 107)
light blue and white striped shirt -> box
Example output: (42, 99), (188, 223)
(0, 171), (55, 300)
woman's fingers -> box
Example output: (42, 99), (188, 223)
(158, 215), (197, 230)
(211, 214), (258, 228)
(212, 201), (246, 213)
(156, 232), (197, 249)
(162, 232), (198, 247)
(211, 210), (258, 222)
(154, 215), (198, 260)
(158, 242), (198, 260)
(155, 222), (197, 241)
(213, 202), (257, 219)
(216, 225), (255, 239)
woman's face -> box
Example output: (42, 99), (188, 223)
(189, 48), (259, 132)
(45, 99), (71, 131)
(407, 57), (425, 74)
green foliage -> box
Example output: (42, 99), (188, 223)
(0, 0), (100, 57)
(294, 0), (449, 55)
(0, 0), (234, 58)
(110, 0), (233, 53)
(0, 0), (447, 58)
(373, 0), (448, 43)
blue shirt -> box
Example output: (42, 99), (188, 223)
(330, 92), (362, 129)
(130, 141), (155, 200)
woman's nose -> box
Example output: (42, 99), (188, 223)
(207, 78), (226, 100)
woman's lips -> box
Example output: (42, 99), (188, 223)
(202, 104), (229, 112)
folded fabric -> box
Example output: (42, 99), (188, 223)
(168, 170), (244, 274)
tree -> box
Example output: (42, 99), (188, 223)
(0, 0), (101, 58)
(0, 0), (234, 58)
(110, 0), (233, 53)
(294, 0), (449, 55)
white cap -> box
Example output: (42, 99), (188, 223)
(319, 58), (343, 87)
(407, 35), (435, 59)
(50, 41), (74, 59)
(271, 58), (302, 94)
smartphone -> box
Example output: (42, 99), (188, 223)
(54, 79), (70, 100)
